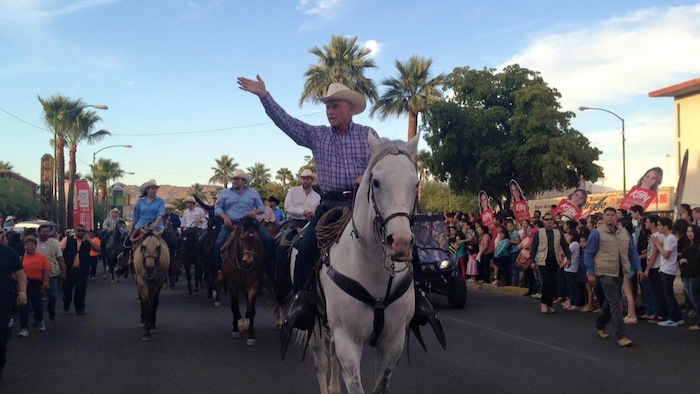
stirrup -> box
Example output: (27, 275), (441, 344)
(280, 291), (317, 360)
(409, 285), (447, 351)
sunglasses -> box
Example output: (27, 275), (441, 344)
(76, 229), (86, 232)
(543, 218), (554, 221)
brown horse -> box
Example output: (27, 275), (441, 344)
(220, 216), (266, 346)
(132, 230), (170, 341)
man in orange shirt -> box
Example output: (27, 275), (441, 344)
(60, 225), (100, 315)
(18, 236), (50, 337)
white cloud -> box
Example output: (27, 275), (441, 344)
(296, 0), (343, 19)
(500, 5), (700, 109)
(363, 39), (380, 58)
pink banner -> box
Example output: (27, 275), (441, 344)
(552, 199), (583, 220)
(73, 180), (94, 230)
(619, 186), (658, 211)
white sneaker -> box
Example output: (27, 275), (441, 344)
(18, 328), (29, 338)
(38, 321), (46, 331)
(658, 319), (685, 327)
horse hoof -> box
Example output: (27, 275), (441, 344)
(214, 302), (221, 307)
(231, 331), (241, 339)
(246, 339), (256, 346)
(142, 336), (151, 342)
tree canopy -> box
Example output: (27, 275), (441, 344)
(422, 64), (603, 206)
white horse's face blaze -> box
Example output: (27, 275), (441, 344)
(370, 155), (418, 262)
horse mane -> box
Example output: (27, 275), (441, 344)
(365, 137), (417, 175)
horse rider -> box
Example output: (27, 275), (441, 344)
(100, 208), (122, 275)
(237, 77), (436, 329)
(284, 169), (321, 230)
(126, 180), (177, 276)
(181, 196), (208, 253)
(257, 197), (278, 227)
(164, 203), (182, 235)
(267, 196), (286, 229)
(213, 169), (274, 278)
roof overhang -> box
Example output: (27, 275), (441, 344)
(649, 77), (700, 98)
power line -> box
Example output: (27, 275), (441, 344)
(0, 107), (47, 131)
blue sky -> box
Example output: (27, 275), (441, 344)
(1, 0), (699, 193)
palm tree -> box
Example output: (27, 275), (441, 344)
(38, 94), (85, 230)
(300, 35), (379, 107)
(247, 163), (271, 189)
(65, 111), (110, 229)
(90, 158), (125, 208)
(0, 161), (13, 171)
(275, 167), (294, 187)
(370, 55), (445, 140)
(209, 155), (238, 189)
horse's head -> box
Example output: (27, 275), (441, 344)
(140, 232), (164, 280)
(360, 133), (419, 262)
(234, 217), (262, 270)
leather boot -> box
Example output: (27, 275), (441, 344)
(409, 285), (447, 350)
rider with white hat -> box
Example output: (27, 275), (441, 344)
(181, 196), (208, 230)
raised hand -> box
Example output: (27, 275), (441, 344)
(237, 75), (267, 98)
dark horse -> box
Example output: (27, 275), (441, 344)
(220, 216), (266, 346)
(103, 220), (129, 283)
(193, 195), (223, 305)
(176, 226), (204, 295)
(132, 229), (170, 341)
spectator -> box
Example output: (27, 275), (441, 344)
(17, 236), (50, 337)
(0, 241), (28, 379)
(531, 212), (570, 314)
(475, 222), (493, 284)
(650, 217), (684, 327)
(36, 225), (66, 322)
(643, 215), (667, 323)
(563, 230), (584, 311)
(679, 225), (700, 330)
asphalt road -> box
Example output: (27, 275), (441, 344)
(2, 276), (699, 393)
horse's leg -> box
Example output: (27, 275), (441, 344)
(150, 286), (160, 333)
(371, 334), (404, 394)
(332, 330), (365, 394)
(309, 325), (330, 394)
(329, 335), (341, 394)
(245, 284), (258, 346)
(194, 258), (202, 293)
(230, 286), (242, 338)
(185, 260), (193, 295)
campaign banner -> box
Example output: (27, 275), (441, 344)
(480, 209), (497, 234)
(509, 179), (530, 222)
(73, 180), (93, 230)
(618, 186), (658, 211)
(553, 199), (583, 220)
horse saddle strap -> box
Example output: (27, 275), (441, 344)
(326, 265), (380, 307)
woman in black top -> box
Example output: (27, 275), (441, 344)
(679, 225), (700, 330)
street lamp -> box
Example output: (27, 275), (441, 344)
(578, 106), (626, 194)
(92, 144), (133, 204)
(52, 104), (108, 226)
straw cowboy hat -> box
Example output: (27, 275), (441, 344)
(164, 203), (175, 209)
(298, 169), (319, 185)
(5, 215), (15, 221)
(184, 196), (196, 203)
(230, 168), (253, 183)
(320, 83), (366, 115)
(139, 179), (159, 195)
(110, 207), (120, 213)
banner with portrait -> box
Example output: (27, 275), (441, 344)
(552, 188), (587, 220)
(619, 167), (663, 211)
(509, 179), (530, 222)
(478, 190), (496, 234)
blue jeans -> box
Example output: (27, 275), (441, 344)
(646, 268), (667, 318)
(565, 271), (584, 307)
(683, 276), (700, 326)
(46, 276), (60, 315)
(660, 272), (682, 322)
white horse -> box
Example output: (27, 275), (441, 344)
(309, 133), (419, 394)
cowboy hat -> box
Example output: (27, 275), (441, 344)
(110, 208), (120, 213)
(5, 215), (15, 221)
(184, 196), (196, 203)
(298, 169), (319, 185)
(229, 168), (253, 183)
(165, 203), (175, 209)
(319, 83), (366, 115)
(139, 179), (159, 195)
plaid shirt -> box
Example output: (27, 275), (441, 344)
(261, 94), (378, 193)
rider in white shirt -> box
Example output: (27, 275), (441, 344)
(180, 196), (208, 230)
(284, 169), (321, 228)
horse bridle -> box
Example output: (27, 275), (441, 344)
(232, 227), (260, 272)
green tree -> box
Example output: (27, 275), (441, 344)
(189, 183), (204, 196)
(0, 161), (13, 171)
(209, 155), (238, 189)
(419, 181), (475, 214)
(38, 94), (85, 229)
(422, 65), (603, 208)
(300, 35), (379, 107)
(65, 111), (110, 229)
(0, 178), (42, 219)
(275, 167), (294, 187)
(89, 158), (125, 207)
(247, 162), (271, 189)
(370, 55), (445, 140)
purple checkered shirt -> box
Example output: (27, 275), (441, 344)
(261, 94), (378, 193)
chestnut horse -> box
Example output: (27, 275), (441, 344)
(220, 216), (267, 346)
(132, 230), (170, 341)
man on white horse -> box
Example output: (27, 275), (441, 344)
(237, 76), (437, 332)
(284, 169), (321, 229)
